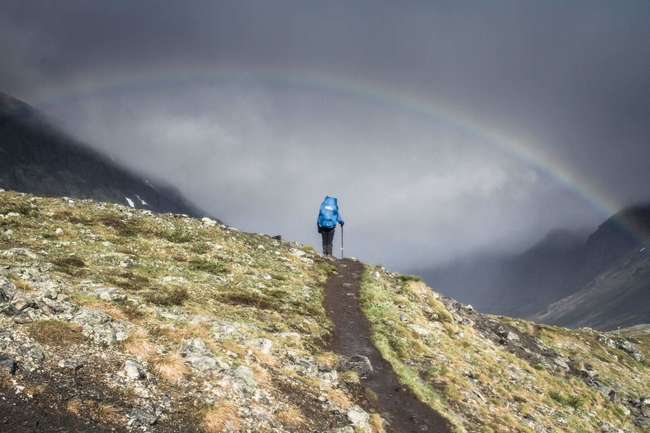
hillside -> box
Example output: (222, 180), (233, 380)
(1, 189), (650, 432)
(534, 205), (650, 330)
(0, 92), (214, 220)
(536, 248), (650, 330)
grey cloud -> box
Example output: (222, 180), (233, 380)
(1, 1), (649, 270)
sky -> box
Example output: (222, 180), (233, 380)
(1, 1), (650, 271)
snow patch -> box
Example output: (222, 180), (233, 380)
(125, 197), (135, 208)
(135, 194), (149, 206)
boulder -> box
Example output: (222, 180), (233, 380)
(244, 338), (273, 355)
(94, 287), (126, 303)
(125, 360), (145, 380)
(58, 359), (83, 371)
(0, 355), (17, 375)
(338, 355), (373, 379)
(616, 339), (645, 362)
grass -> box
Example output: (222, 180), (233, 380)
(143, 286), (189, 306)
(549, 391), (584, 410)
(7, 274), (34, 292)
(189, 259), (227, 275)
(3, 190), (647, 433)
(26, 320), (87, 346)
(153, 354), (190, 382)
(276, 407), (307, 428)
(204, 402), (241, 432)
(399, 274), (423, 283)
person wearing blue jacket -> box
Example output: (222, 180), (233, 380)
(317, 196), (344, 258)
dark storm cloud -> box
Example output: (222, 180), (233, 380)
(1, 1), (650, 269)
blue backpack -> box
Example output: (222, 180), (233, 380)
(317, 196), (344, 229)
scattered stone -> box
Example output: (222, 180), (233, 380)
(225, 365), (257, 396)
(1, 248), (38, 259)
(72, 308), (112, 325)
(201, 217), (218, 227)
(597, 421), (623, 432)
(94, 287), (127, 303)
(129, 408), (157, 426)
(125, 360), (145, 380)
(58, 359), (83, 371)
(608, 390), (621, 405)
(290, 248), (306, 257)
(0, 355), (17, 375)
(338, 355), (373, 379)
(244, 338), (273, 354)
(13, 313), (33, 324)
(407, 323), (432, 336)
(162, 276), (187, 283)
(616, 339), (645, 362)
(329, 427), (355, 433)
(0, 303), (18, 316)
(182, 338), (211, 356)
(347, 405), (370, 431)
(12, 296), (35, 312)
(277, 332), (301, 339)
(494, 324), (520, 342)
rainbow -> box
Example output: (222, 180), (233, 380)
(13, 67), (639, 238)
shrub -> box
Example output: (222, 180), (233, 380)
(549, 391), (584, 409)
(399, 274), (423, 283)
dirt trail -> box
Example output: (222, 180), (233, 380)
(322, 258), (453, 433)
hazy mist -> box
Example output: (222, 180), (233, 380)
(2, 1), (650, 271)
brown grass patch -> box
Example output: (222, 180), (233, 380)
(143, 286), (189, 306)
(276, 407), (307, 427)
(370, 413), (387, 433)
(26, 320), (86, 346)
(123, 329), (156, 360)
(95, 403), (122, 424)
(326, 388), (353, 408)
(222, 339), (247, 358)
(204, 402), (241, 432)
(7, 275), (34, 292)
(153, 354), (190, 382)
(67, 399), (82, 415)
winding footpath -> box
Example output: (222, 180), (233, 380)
(322, 258), (454, 433)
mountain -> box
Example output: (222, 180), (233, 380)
(417, 228), (588, 318)
(534, 205), (650, 330)
(1, 190), (649, 432)
(0, 92), (216, 220)
(422, 205), (650, 331)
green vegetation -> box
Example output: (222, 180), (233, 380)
(143, 286), (189, 306)
(549, 391), (584, 409)
(398, 274), (423, 283)
(1, 189), (649, 433)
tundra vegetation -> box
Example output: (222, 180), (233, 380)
(0, 189), (649, 432)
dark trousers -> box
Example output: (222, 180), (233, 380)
(320, 227), (335, 255)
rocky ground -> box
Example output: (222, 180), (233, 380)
(0, 189), (649, 433)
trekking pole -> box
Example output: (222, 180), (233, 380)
(341, 225), (344, 259)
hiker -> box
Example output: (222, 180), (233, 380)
(317, 196), (344, 258)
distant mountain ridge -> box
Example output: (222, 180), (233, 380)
(533, 205), (650, 330)
(0, 92), (217, 220)
(419, 206), (650, 330)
